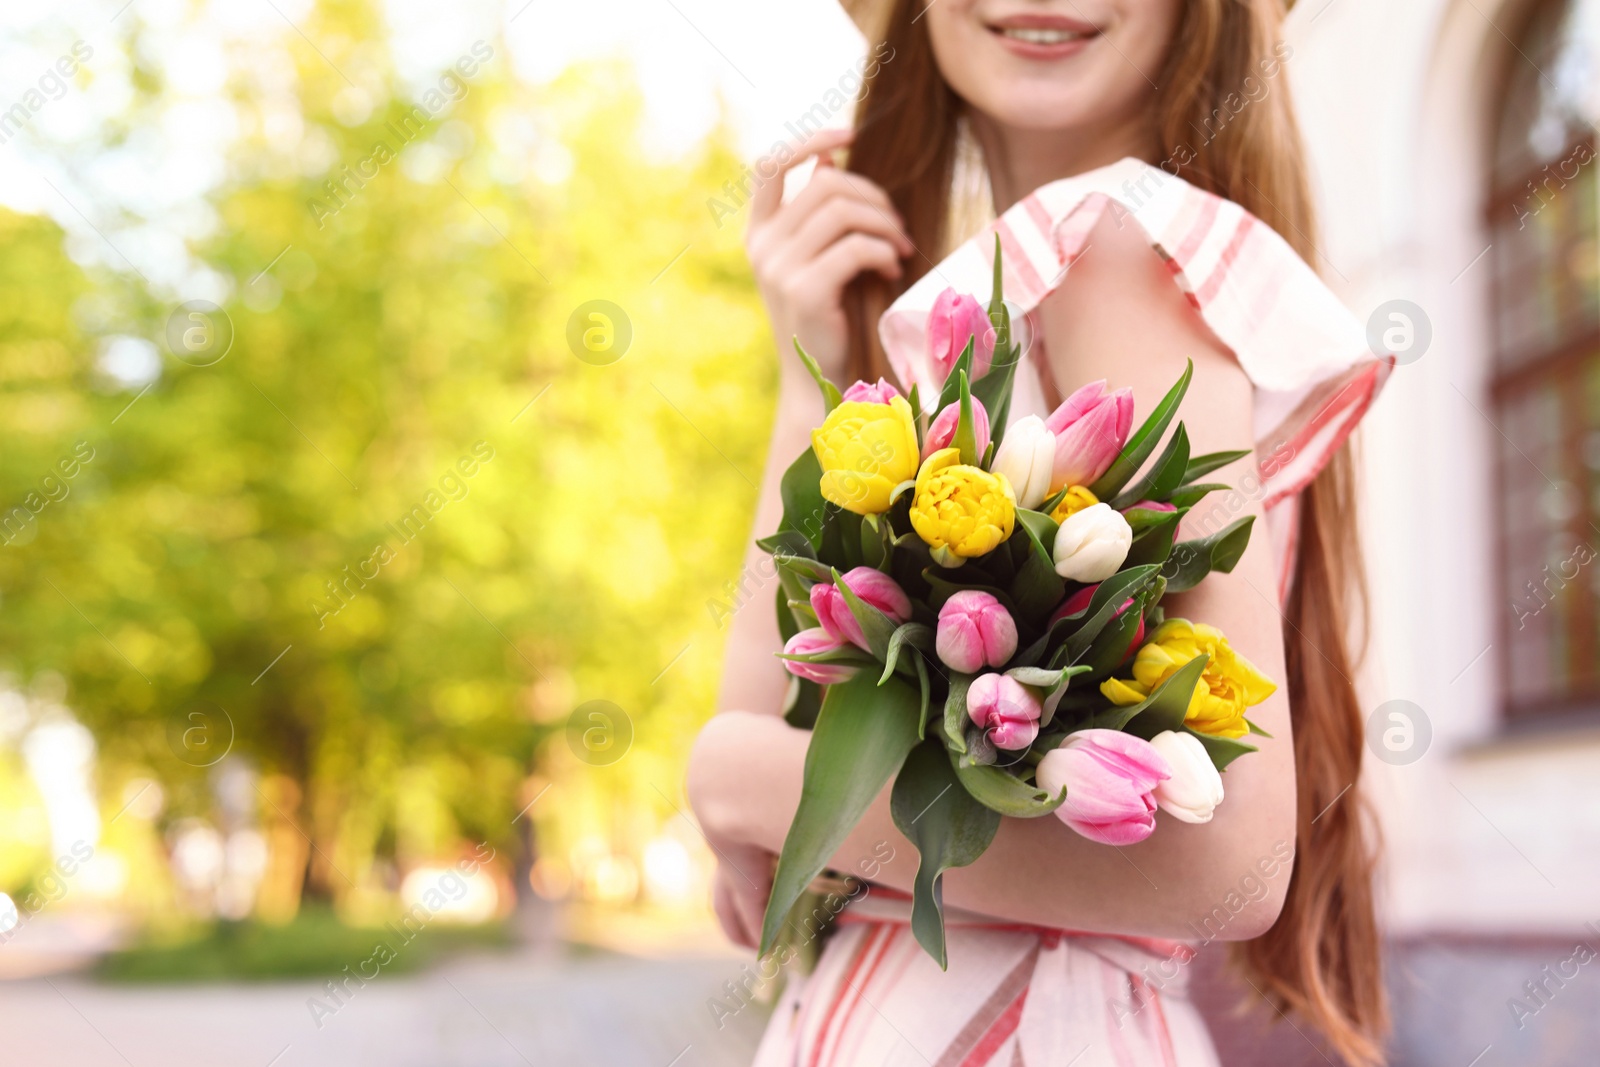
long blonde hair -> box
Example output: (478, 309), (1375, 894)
(841, 2), (1388, 1063)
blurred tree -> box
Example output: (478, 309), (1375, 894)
(0, 0), (773, 921)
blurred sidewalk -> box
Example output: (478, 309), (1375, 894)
(0, 908), (771, 1067)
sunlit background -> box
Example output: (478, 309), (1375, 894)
(2, 0), (1600, 1064)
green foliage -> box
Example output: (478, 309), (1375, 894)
(0, 10), (773, 909)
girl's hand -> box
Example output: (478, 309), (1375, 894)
(707, 834), (775, 952)
(745, 128), (914, 384)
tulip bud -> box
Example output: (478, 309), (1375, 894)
(927, 288), (997, 382)
(780, 628), (858, 685)
(966, 672), (1042, 751)
(1052, 503), (1133, 582)
(988, 415), (1056, 509)
(1035, 729), (1171, 845)
(923, 397), (992, 461)
(810, 566), (913, 651)
(936, 590), (1018, 673)
(1148, 731), (1225, 823)
(1046, 381), (1134, 490)
(841, 378), (902, 405)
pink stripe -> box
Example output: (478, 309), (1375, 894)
(1101, 960), (1140, 1067)
(1023, 194), (1055, 244)
(1260, 361), (1384, 511)
(808, 925), (882, 1067)
(822, 924), (899, 1066)
(1193, 214), (1256, 306)
(1168, 193), (1221, 271)
(959, 985), (1030, 1067)
(1129, 974), (1179, 1067)
(836, 929), (918, 1067)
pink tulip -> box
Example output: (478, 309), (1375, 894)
(1036, 729), (1171, 845)
(810, 567), (912, 651)
(841, 378), (902, 405)
(1046, 381), (1134, 490)
(781, 628), (858, 685)
(1125, 500), (1177, 513)
(922, 397), (992, 461)
(936, 590), (1017, 673)
(927, 288), (997, 383)
(967, 673), (1042, 751)
(1049, 584), (1145, 655)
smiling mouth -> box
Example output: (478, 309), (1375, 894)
(994, 26), (1092, 45)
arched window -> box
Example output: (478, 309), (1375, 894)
(1489, 0), (1600, 719)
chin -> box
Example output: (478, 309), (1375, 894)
(925, 0), (1177, 137)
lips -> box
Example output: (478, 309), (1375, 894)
(986, 13), (1101, 57)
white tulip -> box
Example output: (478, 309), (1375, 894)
(1051, 502), (1132, 581)
(1149, 730), (1225, 823)
(989, 415), (1055, 510)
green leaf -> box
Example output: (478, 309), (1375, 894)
(1122, 509), (1183, 570)
(774, 551), (835, 585)
(880, 622), (935, 684)
(1187, 728), (1258, 771)
(1110, 422), (1190, 509)
(759, 672), (923, 954)
(1014, 507), (1058, 547)
(1007, 511), (1065, 627)
(891, 739), (1002, 968)
(1088, 359), (1193, 500)
(936, 338), (976, 413)
(1162, 516), (1255, 593)
(1073, 584), (1155, 681)
(776, 584), (801, 643)
(943, 673), (973, 752)
(922, 570), (1023, 618)
(1246, 718), (1274, 739)
(1089, 653), (1209, 736)
(907, 382), (926, 450)
(1008, 664), (1090, 728)
(782, 676), (823, 729)
(952, 370), (980, 468)
(1168, 482), (1228, 509)
(1053, 564), (1161, 666)
(988, 233), (1006, 326)
(757, 530), (816, 560)
(1182, 449), (1250, 484)
(952, 755), (1066, 818)
(860, 513), (888, 570)
(779, 449), (829, 552)
(915, 652), (932, 738)
(793, 338), (844, 413)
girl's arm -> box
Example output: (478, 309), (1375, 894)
(690, 209), (1297, 941)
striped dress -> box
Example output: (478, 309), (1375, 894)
(751, 158), (1392, 1067)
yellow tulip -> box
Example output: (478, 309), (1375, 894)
(909, 447), (1016, 566)
(1049, 484), (1099, 523)
(1099, 618), (1276, 739)
(811, 396), (921, 515)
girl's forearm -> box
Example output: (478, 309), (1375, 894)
(691, 687), (1296, 942)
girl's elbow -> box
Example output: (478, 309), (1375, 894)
(1183, 833), (1297, 942)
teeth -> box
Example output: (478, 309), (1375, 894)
(1000, 27), (1085, 44)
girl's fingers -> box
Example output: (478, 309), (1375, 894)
(779, 166), (899, 232)
(747, 127), (857, 226)
(713, 873), (756, 949)
(792, 233), (904, 302)
(784, 195), (914, 265)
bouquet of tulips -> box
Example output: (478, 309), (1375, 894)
(757, 249), (1278, 967)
